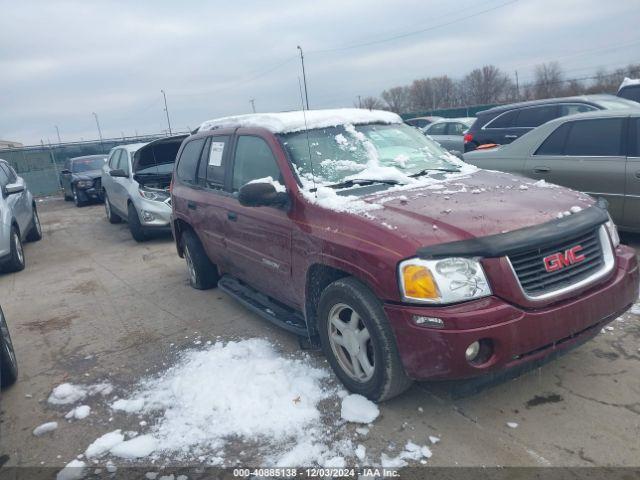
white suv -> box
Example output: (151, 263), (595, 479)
(0, 159), (42, 273)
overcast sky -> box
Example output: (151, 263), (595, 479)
(1, 0), (639, 145)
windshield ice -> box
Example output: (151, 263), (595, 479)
(279, 123), (460, 187)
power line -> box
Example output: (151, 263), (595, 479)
(307, 0), (520, 54)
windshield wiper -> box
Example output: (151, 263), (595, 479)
(314, 178), (400, 191)
(409, 167), (460, 178)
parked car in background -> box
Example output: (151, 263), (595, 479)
(0, 159), (42, 273)
(102, 136), (186, 241)
(618, 78), (640, 103)
(465, 110), (640, 231)
(170, 108), (637, 401)
(464, 94), (638, 152)
(422, 117), (474, 155)
(0, 305), (18, 388)
(404, 116), (442, 129)
(60, 154), (108, 207)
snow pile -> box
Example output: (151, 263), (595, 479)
(106, 339), (335, 463)
(33, 421), (58, 436)
(85, 430), (126, 458)
(65, 405), (90, 420)
(381, 441), (432, 468)
(302, 187), (382, 215)
(199, 109), (401, 134)
(341, 394), (380, 424)
(48, 382), (113, 405)
(507, 422), (519, 429)
(56, 459), (86, 480)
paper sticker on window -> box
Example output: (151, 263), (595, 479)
(209, 142), (225, 166)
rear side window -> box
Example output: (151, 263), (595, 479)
(176, 138), (205, 184)
(427, 123), (446, 135)
(198, 136), (229, 188)
(560, 104), (597, 116)
(535, 123), (571, 155)
(232, 136), (281, 191)
(486, 110), (518, 129)
(515, 106), (558, 128)
(448, 122), (467, 135)
(564, 118), (624, 156)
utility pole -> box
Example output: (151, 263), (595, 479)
(92, 112), (104, 152)
(297, 46), (310, 110)
(250, 98), (256, 113)
(54, 125), (62, 144)
(515, 70), (520, 100)
(161, 89), (172, 136)
(358, 95), (362, 108)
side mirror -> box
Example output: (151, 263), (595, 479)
(4, 182), (25, 195)
(110, 169), (128, 178)
(238, 182), (288, 208)
(60, 169), (71, 175)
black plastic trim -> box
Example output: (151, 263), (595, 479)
(417, 201), (609, 259)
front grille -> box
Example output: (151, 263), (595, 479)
(508, 227), (604, 297)
(94, 178), (101, 191)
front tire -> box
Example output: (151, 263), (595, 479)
(128, 203), (148, 242)
(72, 186), (84, 207)
(25, 206), (43, 242)
(318, 277), (412, 402)
(104, 194), (122, 224)
(182, 229), (219, 290)
(2, 226), (25, 273)
(0, 307), (18, 388)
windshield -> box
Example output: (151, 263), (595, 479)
(72, 157), (105, 173)
(279, 123), (459, 186)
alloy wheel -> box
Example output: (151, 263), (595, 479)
(13, 231), (24, 266)
(327, 303), (375, 382)
(184, 245), (197, 285)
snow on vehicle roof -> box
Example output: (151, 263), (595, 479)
(620, 77), (640, 90)
(198, 108), (402, 134)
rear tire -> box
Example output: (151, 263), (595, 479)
(104, 194), (122, 224)
(2, 226), (25, 273)
(128, 203), (148, 242)
(182, 229), (219, 290)
(318, 277), (412, 402)
(25, 206), (43, 242)
(0, 307), (18, 388)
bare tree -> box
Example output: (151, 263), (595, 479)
(533, 62), (564, 98)
(431, 76), (456, 109)
(461, 65), (513, 104)
(381, 86), (411, 113)
(356, 96), (386, 110)
(408, 78), (435, 111)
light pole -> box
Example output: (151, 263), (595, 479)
(161, 89), (172, 136)
(92, 112), (103, 143)
(297, 46), (310, 110)
(250, 98), (256, 113)
(54, 125), (62, 144)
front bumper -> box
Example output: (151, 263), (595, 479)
(385, 245), (639, 381)
(76, 186), (102, 202)
(133, 197), (172, 228)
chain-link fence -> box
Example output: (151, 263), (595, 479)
(0, 134), (175, 196)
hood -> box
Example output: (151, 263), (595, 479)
(361, 170), (595, 248)
(73, 170), (102, 180)
(132, 135), (187, 174)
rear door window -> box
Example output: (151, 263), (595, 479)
(486, 110), (518, 129)
(535, 123), (571, 155)
(426, 123), (446, 135)
(176, 138), (205, 184)
(448, 122), (467, 135)
(563, 118), (625, 156)
(232, 136), (282, 191)
(117, 151), (130, 175)
(198, 136), (229, 188)
(514, 106), (558, 128)
(560, 104), (597, 116)
(109, 150), (122, 169)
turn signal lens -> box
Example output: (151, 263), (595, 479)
(402, 265), (440, 300)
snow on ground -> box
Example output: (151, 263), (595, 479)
(85, 430), (126, 458)
(65, 405), (90, 420)
(341, 394), (380, 424)
(33, 421), (58, 436)
(48, 382), (113, 405)
(56, 459), (86, 480)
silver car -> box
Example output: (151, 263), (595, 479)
(0, 159), (42, 273)
(464, 109), (640, 232)
(101, 136), (186, 241)
(422, 117), (475, 155)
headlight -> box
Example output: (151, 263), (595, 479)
(605, 215), (620, 248)
(398, 257), (491, 304)
(76, 180), (93, 189)
(138, 187), (169, 202)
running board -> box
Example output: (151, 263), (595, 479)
(218, 275), (309, 338)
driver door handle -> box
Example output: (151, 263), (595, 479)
(533, 166), (550, 173)
(504, 134), (519, 139)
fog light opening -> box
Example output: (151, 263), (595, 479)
(141, 210), (156, 222)
(465, 338), (494, 366)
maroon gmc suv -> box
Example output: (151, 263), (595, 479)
(170, 108), (638, 401)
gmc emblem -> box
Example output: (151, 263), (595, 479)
(543, 245), (586, 273)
